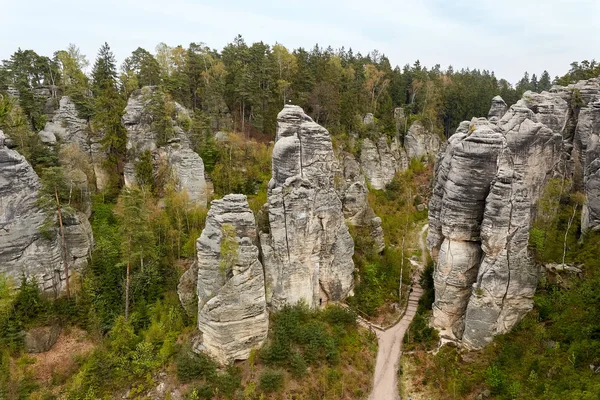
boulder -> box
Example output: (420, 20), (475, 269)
(260, 105), (355, 309)
(177, 261), (198, 317)
(24, 325), (61, 353)
(196, 194), (268, 364)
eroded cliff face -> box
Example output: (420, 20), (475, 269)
(260, 105), (355, 309)
(196, 194), (268, 364)
(38, 96), (109, 190)
(0, 130), (93, 292)
(122, 87), (208, 206)
(337, 152), (385, 252)
(360, 136), (408, 190)
(359, 120), (445, 190)
(428, 78), (600, 348)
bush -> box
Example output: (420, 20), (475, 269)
(259, 369), (284, 393)
(176, 347), (217, 383)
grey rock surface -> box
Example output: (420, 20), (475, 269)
(196, 194), (268, 364)
(37, 96), (108, 190)
(260, 105), (355, 309)
(428, 92), (564, 348)
(177, 261), (198, 317)
(0, 132), (93, 293)
(360, 136), (408, 190)
(123, 87), (208, 206)
(404, 120), (446, 161)
(24, 325), (61, 353)
(487, 95), (508, 123)
(337, 152), (384, 252)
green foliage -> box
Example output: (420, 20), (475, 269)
(258, 369), (284, 393)
(176, 346), (217, 383)
(260, 304), (355, 368)
(219, 223), (239, 277)
(145, 88), (176, 146)
(134, 149), (155, 192)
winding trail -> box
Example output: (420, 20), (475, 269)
(368, 224), (428, 400)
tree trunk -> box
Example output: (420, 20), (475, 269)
(562, 204), (578, 266)
(55, 185), (70, 298)
(125, 260), (130, 321)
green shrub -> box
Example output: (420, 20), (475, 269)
(259, 368), (284, 393)
(176, 347), (217, 383)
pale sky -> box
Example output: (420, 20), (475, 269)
(2, 0), (599, 84)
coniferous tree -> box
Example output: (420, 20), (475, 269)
(92, 43), (127, 194)
(538, 70), (552, 92)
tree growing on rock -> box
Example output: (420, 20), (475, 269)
(36, 166), (73, 298)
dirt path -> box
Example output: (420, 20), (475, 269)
(368, 224), (428, 400)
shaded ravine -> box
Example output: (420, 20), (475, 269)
(368, 224), (428, 400)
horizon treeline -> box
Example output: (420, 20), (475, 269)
(1, 35), (598, 139)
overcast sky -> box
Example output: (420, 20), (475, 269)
(2, 0), (598, 84)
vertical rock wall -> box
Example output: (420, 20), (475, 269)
(260, 105), (355, 309)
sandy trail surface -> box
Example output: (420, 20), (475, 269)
(368, 224), (428, 400)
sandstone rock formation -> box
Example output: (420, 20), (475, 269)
(427, 82), (593, 348)
(37, 96), (109, 190)
(360, 136), (408, 190)
(337, 152), (385, 252)
(404, 120), (446, 161)
(0, 130), (93, 292)
(260, 105), (355, 309)
(196, 194), (268, 364)
(123, 87), (208, 206)
(487, 95), (508, 123)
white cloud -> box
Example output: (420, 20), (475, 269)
(0, 0), (598, 83)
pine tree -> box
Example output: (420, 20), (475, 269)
(91, 43), (127, 194)
(92, 42), (118, 96)
(539, 70), (552, 92)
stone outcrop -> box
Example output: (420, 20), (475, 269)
(360, 136), (408, 190)
(404, 120), (446, 161)
(37, 96), (109, 190)
(569, 79), (600, 232)
(0, 130), (93, 292)
(260, 105), (355, 309)
(487, 95), (508, 123)
(24, 325), (61, 353)
(195, 194), (268, 364)
(427, 82), (594, 348)
(123, 87), (208, 206)
(337, 152), (385, 252)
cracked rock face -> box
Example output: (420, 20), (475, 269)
(123, 87), (208, 206)
(404, 121), (446, 161)
(569, 78), (600, 232)
(337, 152), (384, 252)
(196, 194), (268, 364)
(260, 105), (355, 309)
(0, 130), (93, 292)
(428, 91), (563, 347)
(37, 96), (109, 190)
(360, 136), (408, 190)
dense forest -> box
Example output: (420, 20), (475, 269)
(1, 35), (599, 399)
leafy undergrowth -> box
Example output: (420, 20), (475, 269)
(178, 304), (377, 400)
(402, 231), (600, 400)
(347, 158), (433, 322)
